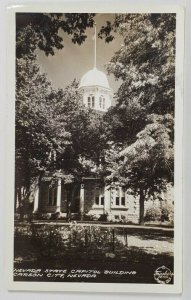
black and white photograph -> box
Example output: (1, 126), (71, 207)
(6, 4), (184, 293)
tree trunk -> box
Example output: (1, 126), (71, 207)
(139, 189), (145, 225)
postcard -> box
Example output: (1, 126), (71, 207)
(6, 3), (184, 293)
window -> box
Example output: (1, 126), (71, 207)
(121, 197), (125, 206)
(101, 197), (104, 206)
(99, 97), (102, 108)
(115, 188), (120, 206)
(87, 95), (95, 108)
(113, 187), (126, 207)
(94, 187), (104, 206)
(95, 196), (99, 205)
(48, 186), (57, 206)
(92, 96), (95, 108)
(103, 98), (105, 109)
(121, 188), (125, 206)
(88, 96), (91, 107)
(116, 197), (120, 206)
(99, 96), (106, 109)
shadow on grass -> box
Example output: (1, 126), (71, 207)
(14, 223), (174, 284)
(127, 234), (173, 243)
(14, 235), (174, 284)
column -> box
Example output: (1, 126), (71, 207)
(104, 186), (110, 214)
(79, 183), (85, 220)
(33, 187), (39, 213)
(56, 178), (62, 213)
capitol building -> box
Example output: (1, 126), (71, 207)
(31, 55), (144, 224)
(30, 28), (173, 224)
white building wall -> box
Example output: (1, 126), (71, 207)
(80, 86), (112, 112)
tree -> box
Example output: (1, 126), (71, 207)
(105, 115), (174, 223)
(16, 56), (106, 216)
(54, 82), (107, 168)
(16, 13), (95, 58)
(49, 82), (107, 220)
(103, 13), (175, 143)
(16, 55), (72, 211)
(102, 14), (175, 223)
(15, 13), (100, 216)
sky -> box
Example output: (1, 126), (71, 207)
(37, 14), (123, 93)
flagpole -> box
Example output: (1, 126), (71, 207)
(94, 23), (96, 68)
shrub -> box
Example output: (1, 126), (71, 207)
(120, 214), (129, 224)
(144, 201), (174, 223)
(161, 202), (174, 222)
(99, 214), (108, 222)
(14, 224), (129, 262)
(50, 212), (60, 220)
(144, 204), (161, 221)
(106, 214), (128, 224)
(83, 214), (91, 221)
(30, 225), (64, 258)
(85, 213), (100, 221)
(107, 214), (116, 223)
(33, 213), (52, 220)
(90, 214), (100, 221)
(58, 212), (67, 220)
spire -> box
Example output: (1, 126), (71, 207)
(94, 22), (96, 68)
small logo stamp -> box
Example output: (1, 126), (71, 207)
(154, 266), (173, 284)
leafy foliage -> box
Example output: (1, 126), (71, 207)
(144, 200), (174, 223)
(144, 204), (162, 222)
(16, 56), (106, 208)
(103, 13), (175, 142)
(15, 13), (176, 224)
(161, 202), (174, 222)
(16, 13), (95, 58)
(102, 14), (175, 223)
(48, 81), (107, 182)
(16, 56), (71, 202)
(105, 114), (174, 189)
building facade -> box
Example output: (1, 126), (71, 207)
(34, 178), (141, 223)
(33, 66), (140, 223)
